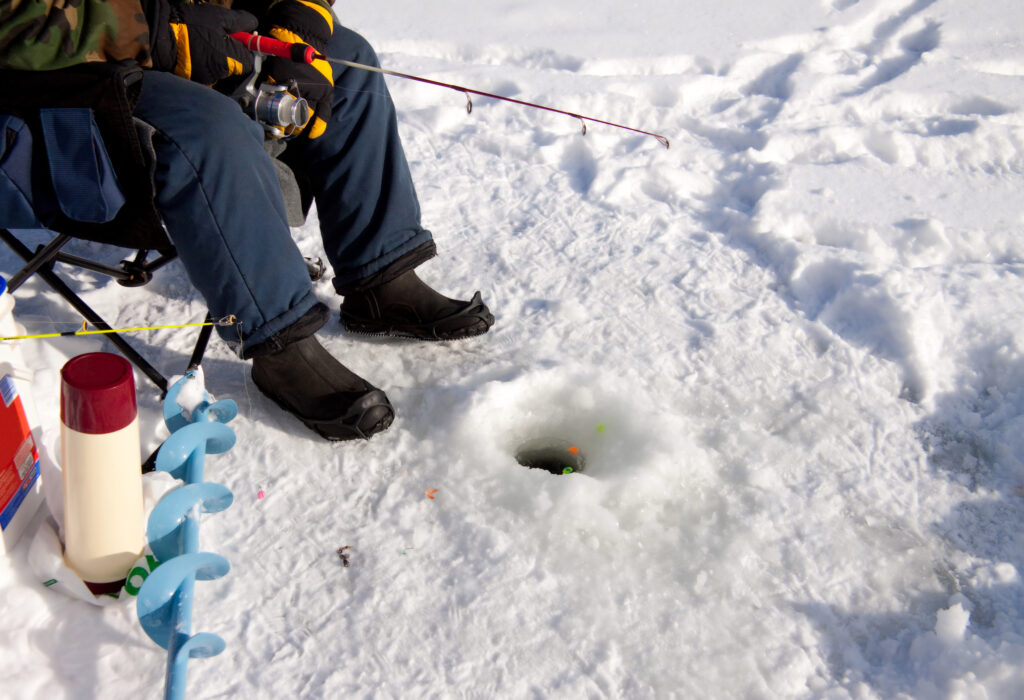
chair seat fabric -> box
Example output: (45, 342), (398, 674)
(0, 114), (37, 228)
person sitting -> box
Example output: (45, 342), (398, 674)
(0, 0), (495, 441)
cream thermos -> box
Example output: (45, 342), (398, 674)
(60, 353), (145, 594)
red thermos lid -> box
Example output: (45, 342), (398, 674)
(60, 353), (138, 434)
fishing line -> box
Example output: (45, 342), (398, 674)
(0, 316), (238, 343)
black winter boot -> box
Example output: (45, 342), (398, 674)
(340, 270), (495, 340)
(251, 335), (394, 440)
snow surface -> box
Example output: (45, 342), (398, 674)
(3, 0), (1024, 696)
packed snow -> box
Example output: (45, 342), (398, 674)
(2, 0), (1024, 697)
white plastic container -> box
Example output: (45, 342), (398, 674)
(0, 275), (44, 554)
(60, 352), (145, 594)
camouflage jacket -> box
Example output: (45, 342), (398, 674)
(0, 0), (153, 70)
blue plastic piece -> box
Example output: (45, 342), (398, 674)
(154, 422), (236, 482)
(147, 483), (233, 565)
(137, 373), (236, 700)
(178, 632), (227, 660)
(136, 552), (231, 649)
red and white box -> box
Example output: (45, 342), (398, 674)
(1, 374), (43, 553)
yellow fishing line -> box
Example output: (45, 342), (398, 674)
(0, 316), (237, 342)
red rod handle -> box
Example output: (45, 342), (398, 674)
(231, 32), (319, 64)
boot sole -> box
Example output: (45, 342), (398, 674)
(252, 374), (395, 441)
(341, 291), (495, 341)
(341, 316), (493, 341)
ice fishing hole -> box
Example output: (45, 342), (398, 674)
(515, 437), (586, 475)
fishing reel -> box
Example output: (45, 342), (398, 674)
(233, 53), (310, 139)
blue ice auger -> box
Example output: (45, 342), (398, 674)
(136, 372), (239, 700)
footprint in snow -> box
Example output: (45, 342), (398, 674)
(559, 139), (598, 195)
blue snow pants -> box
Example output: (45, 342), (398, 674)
(132, 25), (433, 355)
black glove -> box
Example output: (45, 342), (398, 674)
(260, 0), (335, 138)
(147, 0), (258, 86)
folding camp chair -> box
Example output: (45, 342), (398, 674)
(0, 62), (212, 395)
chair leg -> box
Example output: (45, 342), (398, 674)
(1, 229), (169, 394)
(1, 231), (73, 291)
(40, 264), (169, 394)
(188, 312), (215, 371)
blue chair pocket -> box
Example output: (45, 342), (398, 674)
(0, 108), (126, 229)
(39, 108), (125, 223)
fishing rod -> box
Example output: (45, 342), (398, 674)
(231, 32), (670, 149)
